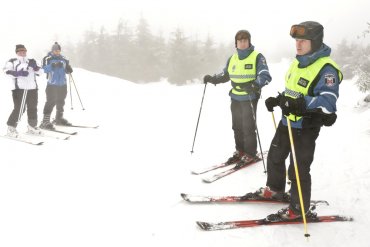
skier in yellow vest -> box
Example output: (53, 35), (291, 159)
(203, 30), (272, 166)
(248, 21), (342, 221)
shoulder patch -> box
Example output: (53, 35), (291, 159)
(324, 73), (336, 86)
(260, 56), (266, 66)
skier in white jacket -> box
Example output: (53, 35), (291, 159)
(3, 44), (42, 137)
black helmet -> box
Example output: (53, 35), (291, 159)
(235, 30), (251, 47)
(290, 21), (324, 52)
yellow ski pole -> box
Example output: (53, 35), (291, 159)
(271, 112), (277, 130)
(286, 117), (310, 239)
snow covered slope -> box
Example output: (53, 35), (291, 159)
(0, 62), (369, 247)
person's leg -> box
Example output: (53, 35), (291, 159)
(241, 99), (258, 157)
(266, 122), (291, 193)
(7, 89), (24, 127)
(288, 127), (321, 214)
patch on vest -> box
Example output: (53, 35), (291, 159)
(324, 74), (336, 86)
(232, 65), (236, 72)
(245, 64), (253, 69)
(297, 77), (309, 88)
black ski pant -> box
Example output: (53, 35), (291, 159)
(43, 84), (68, 119)
(7, 89), (38, 127)
(230, 99), (258, 156)
(266, 121), (321, 213)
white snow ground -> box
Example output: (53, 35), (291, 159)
(0, 61), (369, 247)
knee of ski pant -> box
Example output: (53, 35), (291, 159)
(288, 164), (311, 181)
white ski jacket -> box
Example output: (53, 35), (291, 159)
(3, 56), (43, 90)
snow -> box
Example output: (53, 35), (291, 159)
(0, 61), (369, 247)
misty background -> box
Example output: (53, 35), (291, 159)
(0, 0), (370, 89)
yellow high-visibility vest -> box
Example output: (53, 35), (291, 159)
(228, 51), (259, 96)
(284, 56), (343, 121)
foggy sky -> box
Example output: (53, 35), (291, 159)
(0, 0), (369, 60)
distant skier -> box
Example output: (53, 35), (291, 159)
(3, 44), (42, 137)
(202, 30), (272, 166)
(251, 21), (343, 220)
(40, 42), (73, 130)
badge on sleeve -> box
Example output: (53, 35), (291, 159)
(325, 74), (336, 86)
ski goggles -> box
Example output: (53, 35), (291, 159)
(290, 25), (308, 39)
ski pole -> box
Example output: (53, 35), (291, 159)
(249, 100), (266, 173)
(69, 74), (85, 110)
(69, 75), (74, 110)
(271, 112), (277, 130)
(17, 89), (28, 124)
(190, 83), (207, 154)
(286, 117), (310, 239)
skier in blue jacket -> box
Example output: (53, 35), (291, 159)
(40, 42), (73, 130)
(203, 30), (272, 166)
(248, 21), (343, 221)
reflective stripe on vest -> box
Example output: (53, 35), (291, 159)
(284, 56), (343, 121)
(228, 51), (259, 96)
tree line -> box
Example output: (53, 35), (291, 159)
(332, 22), (370, 101)
(64, 18), (370, 100)
(64, 17), (234, 85)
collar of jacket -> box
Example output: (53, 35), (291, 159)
(48, 51), (62, 59)
(236, 45), (255, 60)
(296, 43), (331, 68)
(16, 55), (28, 63)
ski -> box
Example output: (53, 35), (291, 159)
(44, 128), (78, 135)
(196, 215), (353, 231)
(1, 134), (44, 145)
(180, 193), (329, 205)
(192, 151), (268, 175)
(55, 124), (99, 129)
(202, 158), (262, 183)
(25, 130), (70, 140)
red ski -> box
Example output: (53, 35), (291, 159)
(197, 215), (353, 231)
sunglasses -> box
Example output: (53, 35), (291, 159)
(17, 49), (27, 52)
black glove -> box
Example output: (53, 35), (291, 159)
(52, 61), (63, 68)
(265, 94), (281, 112)
(203, 74), (215, 84)
(28, 59), (39, 71)
(66, 64), (73, 74)
(322, 113), (337, 126)
(279, 95), (306, 116)
(243, 81), (259, 93)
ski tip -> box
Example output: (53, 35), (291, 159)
(341, 215), (354, 221)
(36, 142), (44, 145)
(202, 179), (212, 183)
(180, 193), (189, 201)
(196, 221), (211, 230)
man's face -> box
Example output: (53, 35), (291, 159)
(52, 50), (61, 56)
(236, 39), (250, 50)
(295, 39), (311, 55)
(16, 49), (27, 57)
